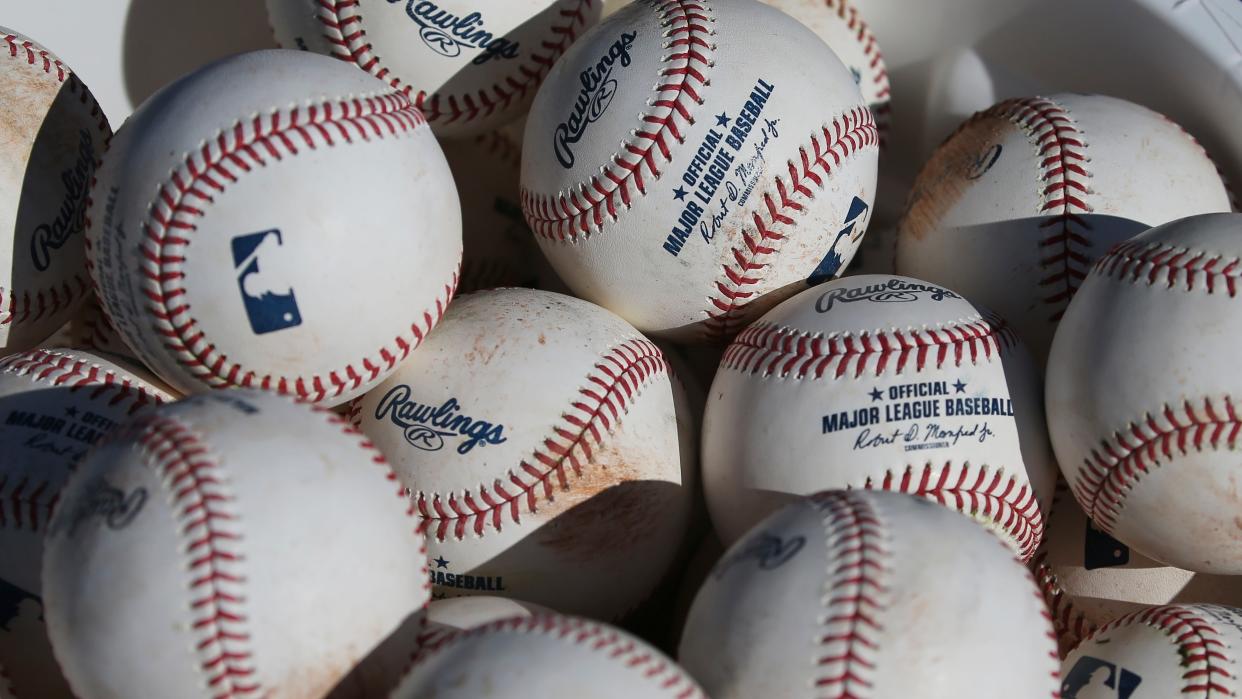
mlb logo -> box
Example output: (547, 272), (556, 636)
(808, 196), (870, 285)
(1061, 656), (1141, 698)
(231, 229), (303, 335)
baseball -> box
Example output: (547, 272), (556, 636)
(679, 490), (1060, 698)
(761, 0), (891, 143)
(352, 287), (694, 620)
(1034, 481), (1242, 654)
(1048, 212), (1242, 574)
(85, 50), (461, 407)
(520, 0), (879, 341)
(701, 273), (1056, 558)
(391, 614), (705, 698)
(441, 131), (541, 292)
(1060, 603), (1242, 697)
(265, 0), (603, 137)
(0, 347), (173, 699)
(0, 28), (110, 354)
(896, 94), (1232, 364)
(42, 389), (428, 698)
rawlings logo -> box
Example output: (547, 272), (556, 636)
(553, 31), (637, 168)
(31, 129), (94, 272)
(815, 278), (961, 314)
(374, 385), (507, 455)
(712, 532), (806, 579)
(54, 479), (147, 538)
(392, 1), (520, 64)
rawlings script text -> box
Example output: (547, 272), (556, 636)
(31, 129), (94, 271)
(815, 278), (960, 314)
(392, 1), (520, 63)
(374, 385), (507, 455)
(553, 31), (637, 168)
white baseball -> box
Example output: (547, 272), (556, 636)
(701, 273), (1056, 559)
(0, 348), (172, 699)
(1048, 212), (1242, 574)
(0, 28), (110, 354)
(1060, 604), (1242, 697)
(760, 0), (891, 142)
(441, 131), (541, 292)
(42, 389), (429, 698)
(1034, 482), (1242, 655)
(326, 595), (551, 699)
(521, 0), (879, 341)
(896, 94), (1232, 364)
(391, 613), (705, 698)
(679, 490), (1060, 698)
(353, 288), (694, 620)
(265, 0), (602, 137)
(85, 50), (461, 407)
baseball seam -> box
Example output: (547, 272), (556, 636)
(2, 33), (110, 331)
(1032, 558), (1094, 654)
(94, 92), (459, 403)
(865, 462), (1044, 561)
(1091, 605), (1234, 693)
(825, 0), (891, 143)
(415, 338), (667, 542)
(704, 107), (879, 339)
(987, 97), (1094, 322)
(720, 312), (1042, 559)
(408, 615), (703, 698)
(0, 349), (170, 534)
(135, 416), (261, 697)
(313, 0), (595, 128)
(812, 491), (891, 696)
(1071, 396), (1242, 534)
(119, 404), (423, 699)
(1095, 239), (1242, 296)
(721, 311), (1018, 379)
(520, 0), (715, 242)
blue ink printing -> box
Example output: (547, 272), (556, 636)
(232, 229), (303, 335)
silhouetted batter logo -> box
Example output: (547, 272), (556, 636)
(232, 229), (302, 335)
(809, 196), (870, 284)
(1061, 656), (1141, 698)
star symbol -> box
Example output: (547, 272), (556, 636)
(65, 406), (78, 418)
(868, 388), (883, 402)
(715, 112), (730, 127)
(673, 186), (688, 201)
(954, 380), (967, 393)
(433, 556), (449, 569)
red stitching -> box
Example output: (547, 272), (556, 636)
(1094, 238), (1242, 297)
(0, 276), (91, 328)
(974, 97), (1093, 322)
(1091, 605), (1233, 693)
(2, 32), (110, 330)
(520, 1), (715, 242)
(408, 614), (703, 698)
(124, 92), (459, 403)
(414, 338), (667, 542)
(135, 417), (260, 698)
(810, 491), (889, 696)
(1032, 558), (1093, 654)
(865, 463), (1044, 561)
(704, 108), (879, 338)
(0, 348), (170, 534)
(720, 310), (1018, 379)
(314, 0), (595, 128)
(1071, 396), (1242, 535)
(127, 405), (422, 698)
(824, 0), (891, 144)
